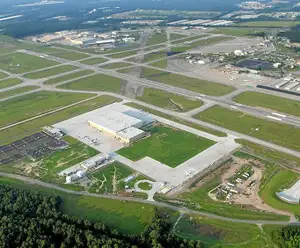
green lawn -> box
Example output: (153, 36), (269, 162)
(125, 102), (227, 137)
(31, 47), (90, 61)
(118, 125), (215, 167)
(0, 86), (40, 100)
(80, 57), (107, 65)
(238, 21), (300, 27)
(175, 215), (272, 248)
(39, 137), (98, 183)
(260, 169), (300, 215)
(43, 70), (94, 85)
(233, 91), (300, 117)
(88, 161), (134, 194)
(212, 27), (264, 37)
(0, 52), (59, 73)
(0, 91), (94, 128)
(0, 176), (155, 234)
(148, 32), (167, 46)
(144, 50), (167, 63)
(0, 78), (22, 89)
(108, 50), (137, 59)
(101, 62), (132, 69)
(0, 95), (121, 143)
(137, 88), (203, 112)
(24, 65), (77, 79)
(236, 139), (300, 168)
(189, 36), (234, 49)
(177, 174), (288, 221)
(0, 71), (8, 79)
(170, 33), (187, 40)
(59, 74), (123, 93)
(138, 182), (152, 191)
(150, 59), (168, 69)
(195, 105), (300, 152)
(138, 67), (235, 96)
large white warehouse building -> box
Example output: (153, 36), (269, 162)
(88, 110), (147, 143)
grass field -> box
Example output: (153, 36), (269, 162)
(125, 102), (227, 137)
(260, 169), (300, 215)
(137, 88), (203, 112)
(137, 67), (235, 96)
(0, 95), (121, 143)
(101, 62), (132, 69)
(0, 52), (59, 74)
(24, 65), (77, 79)
(238, 21), (300, 27)
(59, 74), (122, 93)
(233, 91), (300, 117)
(195, 105), (300, 152)
(0, 176), (155, 234)
(0, 91), (94, 128)
(0, 71), (8, 79)
(39, 136), (98, 183)
(138, 182), (152, 190)
(0, 78), (22, 89)
(144, 50), (167, 63)
(150, 59), (168, 69)
(108, 50), (137, 59)
(212, 27), (264, 37)
(118, 124), (215, 167)
(0, 86), (40, 100)
(31, 47), (90, 61)
(175, 215), (274, 248)
(188, 36), (234, 49)
(148, 32), (167, 46)
(43, 70), (94, 85)
(88, 161), (136, 194)
(170, 33), (187, 40)
(80, 57), (107, 65)
(177, 173), (288, 221)
(236, 139), (300, 168)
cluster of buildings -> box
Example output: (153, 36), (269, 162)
(28, 30), (136, 49)
(237, 1), (273, 10)
(121, 20), (164, 26)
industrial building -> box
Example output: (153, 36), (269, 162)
(276, 180), (300, 204)
(88, 110), (148, 143)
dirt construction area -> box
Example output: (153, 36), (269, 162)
(210, 156), (294, 218)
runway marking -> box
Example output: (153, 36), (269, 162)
(267, 116), (282, 121)
(272, 113), (286, 118)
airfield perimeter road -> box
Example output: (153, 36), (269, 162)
(0, 171), (299, 226)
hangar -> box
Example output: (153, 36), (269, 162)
(88, 110), (147, 143)
(276, 180), (300, 204)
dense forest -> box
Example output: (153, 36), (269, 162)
(272, 226), (300, 248)
(0, 185), (203, 248)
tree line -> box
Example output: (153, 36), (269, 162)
(272, 226), (300, 248)
(0, 185), (204, 248)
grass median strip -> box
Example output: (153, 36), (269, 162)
(0, 78), (22, 89)
(24, 65), (77, 79)
(31, 47), (90, 61)
(125, 102), (227, 137)
(195, 105), (300, 152)
(101, 62), (132, 69)
(137, 88), (203, 112)
(136, 67), (235, 96)
(0, 52), (59, 73)
(0, 95), (121, 143)
(59, 74), (123, 93)
(108, 50), (137, 59)
(0, 91), (94, 128)
(80, 57), (108, 65)
(43, 70), (94, 85)
(233, 91), (300, 117)
(0, 86), (40, 100)
(0, 71), (8, 79)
